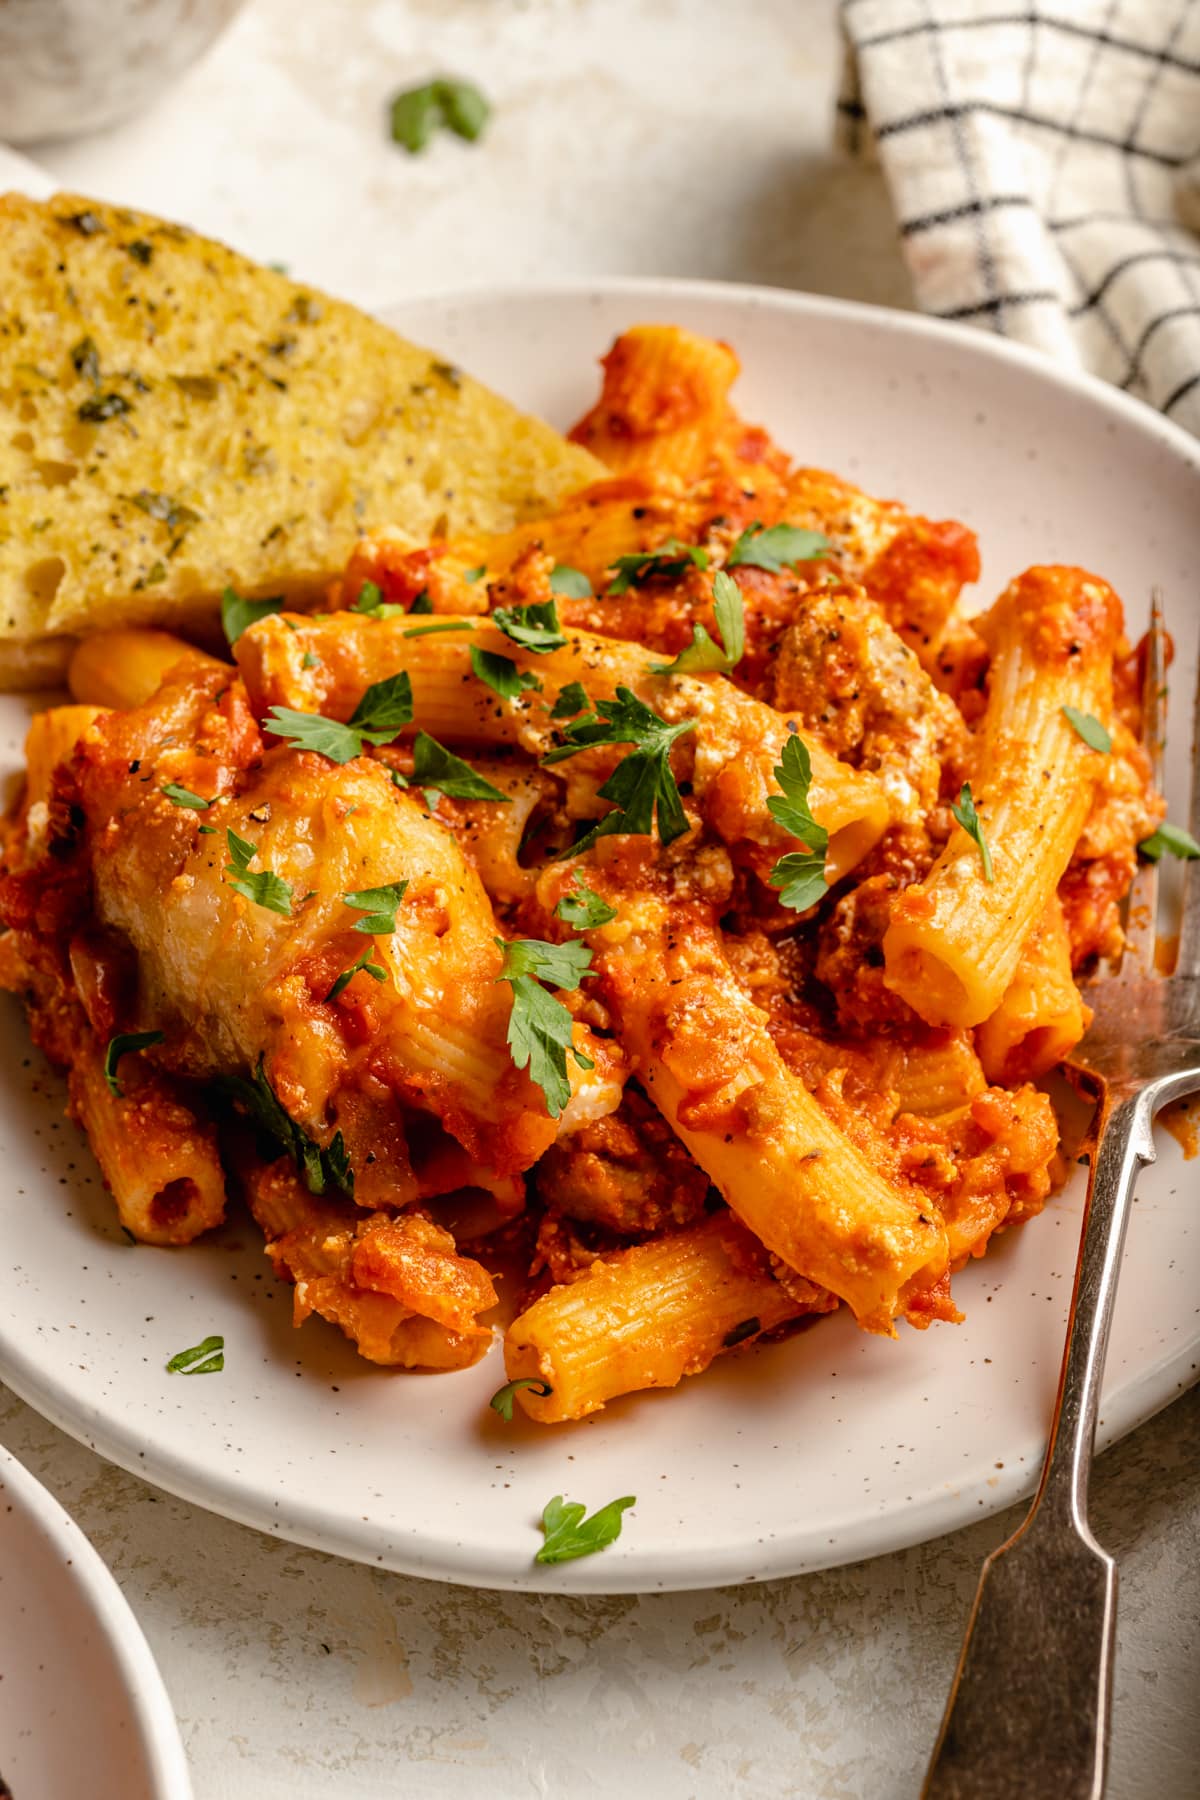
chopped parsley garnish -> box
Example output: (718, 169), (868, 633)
(1061, 706), (1112, 753)
(161, 783), (211, 810)
(470, 645), (543, 700)
(390, 78), (491, 154)
(535, 1493), (636, 1565)
(496, 937), (595, 1118)
(224, 828), (294, 915)
(555, 880), (618, 929)
(103, 1030), (164, 1098)
(402, 620), (477, 637)
(132, 489), (200, 532)
(264, 672), (414, 764)
(166, 1335), (224, 1376)
(409, 590), (433, 614)
(71, 336), (101, 384)
(766, 733), (829, 912)
(726, 521), (829, 572)
(1138, 821), (1200, 861)
(78, 392), (131, 424)
(326, 946), (388, 1003)
(544, 687), (695, 854)
(650, 571), (745, 675)
(492, 598), (568, 653)
(350, 579), (404, 620)
(216, 1054), (353, 1197)
(951, 782), (994, 883)
(606, 539), (709, 596)
(463, 564), (487, 584)
(550, 681), (591, 720)
(342, 882), (409, 934)
(412, 731), (510, 801)
(221, 586), (286, 646)
(489, 1377), (553, 1421)
(549, 563), (593, 599)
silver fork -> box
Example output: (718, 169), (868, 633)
(923, 597), (1200, 1799)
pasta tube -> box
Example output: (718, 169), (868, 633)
(235, 613), (891, 884)
(24, 705), (105, 809)
(884, 566), (1122, 1027)
(976, 896), (1089, 1084)
(504, 1213), (834, 1422)
(69, 628), (226, 710)
(68, 1034), (226, 1246)
(567, 325), (740, 480)
(577, 892), (949, 1333)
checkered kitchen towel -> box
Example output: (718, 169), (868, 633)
(839, 0), (1200, 436)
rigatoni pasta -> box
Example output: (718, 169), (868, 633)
(0, 322), (1161, 1426)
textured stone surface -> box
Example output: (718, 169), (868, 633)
(1, 1385), (1196, 1799)
(10, 2), (1199, 1794)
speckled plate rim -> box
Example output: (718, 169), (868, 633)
(0, 275), (1196, 1595)
(0, 1444), (192, 1794)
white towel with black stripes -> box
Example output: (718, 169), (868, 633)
(839, 0), (1200, 436)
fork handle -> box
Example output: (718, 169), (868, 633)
(922, 1089), (1155, 1799)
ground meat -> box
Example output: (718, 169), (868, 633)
(534, 1085), (712, 1235)
(771, 591), (966, 817)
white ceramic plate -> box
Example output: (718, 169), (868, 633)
(0, 1445), (190, 1798)
(0, 280), (1198, 1595)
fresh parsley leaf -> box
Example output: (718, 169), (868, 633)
(496, 937), (595, 1118)
(390, 79), (490, 152)
(265, 672), (414, 764)
(766, 733), (829, 912)
(263, 707), (362, 763)
(726, 521), (829, 572)
(166, 1335), (224, 1376)
(555, 880), (618, 929)
(650, 570), (745, 675)
(412, 731), (510, 801)
(550, 681), (591, 720)
(402, 620), (477, 637)
(549, 563), (593, 599)
(544, 687), (695, 853)
(470, 645), (543, 700)
(535, 1493), (636, 1565)
(492, 598), (568, 653)
(606, 539), (709, 596)
(951, 782), (994, 883)
(437, 78), (490, 142)
(342, 881), (409, 934)
(103, 1030), (164, 1098)
(390, 82), (441, 153)
(224, 828), (294, 915)
(221, 586), (286, 646)
(215, 1054), (353, 1198)
(1139, 821), (1200, 862)
(409, 589), (433, 614)
(350, 579), (404, 620)
(198, 824), (217, 834)
(349, 673), (416, 739)
(1061, 706), (1112, 753)
(161, 783), (211, 810)
(326, 946), (388, 1003)
(489, 1377), (553, 1421)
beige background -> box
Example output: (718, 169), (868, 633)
(4, 2), (1198, 1794)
